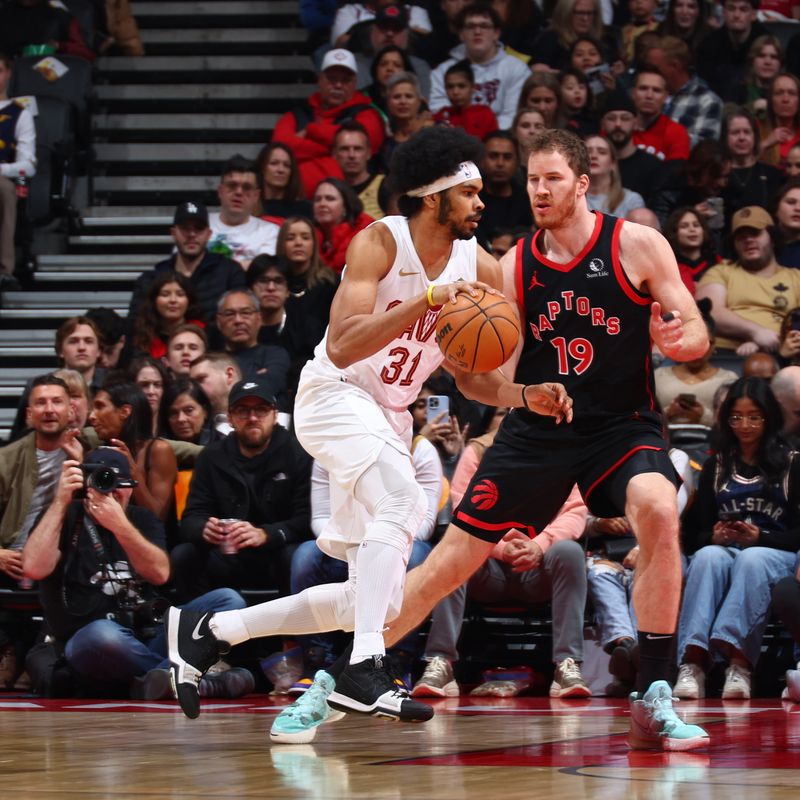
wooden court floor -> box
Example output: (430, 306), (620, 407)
(2, 694), (800, 799)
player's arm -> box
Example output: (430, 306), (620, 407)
(326, 225), (495, 369)
(621, 222), (709, 362)
(452, 247), (573, 423)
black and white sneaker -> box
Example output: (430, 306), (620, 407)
(327, 655), (434, 722)
(165, 607), (229, 719)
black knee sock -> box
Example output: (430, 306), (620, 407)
(327, 642), (354, 681)
(637, 631), (675, 694)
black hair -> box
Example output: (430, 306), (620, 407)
(159, 377), (213, 442)
(444, 59), (475, 84)
(390, 126), (484, 218)
(30, 374), (69, 394)
(85, 307), (126, 347)
(715, 376), (788, 484)
(133, 271), (203, 354)
(695, 296), (716, 337)
(221, 154), (260, 186)
(98, 380), (153, 454)
(455, 2), (502, 30)
(369, 44), (414, 84)
(247, 254), (290, 288)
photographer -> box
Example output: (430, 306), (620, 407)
(22, 447), (253, 700)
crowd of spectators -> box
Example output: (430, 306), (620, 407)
(4, 0), (800, 702)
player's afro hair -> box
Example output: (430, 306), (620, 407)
(389, 126), (484, 217)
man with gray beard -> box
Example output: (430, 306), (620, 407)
(696, 207), (800, 361)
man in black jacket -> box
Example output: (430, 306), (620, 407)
(170, 379), (312, 601)
(128, 201), (247, 323)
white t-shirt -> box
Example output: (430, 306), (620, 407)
(208, 213), (279, 268)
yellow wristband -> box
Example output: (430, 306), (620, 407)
(427, 283), (441, 310)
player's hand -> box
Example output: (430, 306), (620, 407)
(649, 302), (684, 359)
(522, 383), (573, 424)
(430, 280), (502, 308)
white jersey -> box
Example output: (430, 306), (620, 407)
(310, 215), (478, 410)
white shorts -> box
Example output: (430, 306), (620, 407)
(295, 359), (415, 561)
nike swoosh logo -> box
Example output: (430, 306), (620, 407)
(645, 634), (673, 640)
(399, 269), (419, 276)
(191, 617), (206, 640)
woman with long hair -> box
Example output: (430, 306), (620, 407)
(517, 71), (565, 128)
(759, 73), (800, 167)
(585, 134), (644, 216)
(736, 35), (784, 118)
(365, 44), (415, 117)
(312, 178), (373, 273)
(674, 377), (800, 700)
(531, 0), (617, 72)
(255, 142), (312, 222)
(88, 381), (177, 521)
(160, 378), (218, 446)
(773, 177), (800, 268)
(511, 107), (546, 168)
(131, 271), (204, 360)
(276, 215), (338, 345)
(380, 71), (434, 172)
(560, 68), (598, 136)
(128, 356), (172, 437)
(721, 106), (785, 218)
(657, 0), (713, 51)
(664, 206), (721, 294)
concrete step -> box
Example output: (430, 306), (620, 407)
(94, 83), (313, 101)
(98, 55), (311, 73)
(92, 113), (277, 131)
(0, 329), (70, 352)
(68, 234), (172, 246)
(0, 292), (131, 319)
(131, 1), (298, 16)
(38, 253), (158, 266)
(0, 367), (54, 396)
(80, 215), (173, 227)
(94, 142), (261, 162)
(93, 175), (219, 192)
(35, 271), (144, 283)
(81, 207), (175, 218)
(139, 28), (306, 45)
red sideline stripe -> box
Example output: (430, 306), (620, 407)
(456, 510), (536, 537)
(583, 445), (662, 502)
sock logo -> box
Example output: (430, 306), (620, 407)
(471, 479), (499, 510)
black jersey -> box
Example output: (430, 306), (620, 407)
(510, 211), (656, 433)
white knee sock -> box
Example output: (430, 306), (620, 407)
(351, 539), (407, 663)
(210, 582), (356, 646)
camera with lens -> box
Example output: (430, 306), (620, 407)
(77, 461), (137, 498)
(116, 593), (168, 639)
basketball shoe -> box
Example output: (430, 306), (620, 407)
(628, 680), (710, 751)
(411, 656), (460, 697)
(166, 608), (230, 719)
(782, 665), (800, 702)
(270, 670), (346, 744)
(327, 655), (434, 722)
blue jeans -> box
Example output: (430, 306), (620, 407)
(587, 559), (637, 650)
(678, 545), (795, 667)
(64, 588), (246, 682)
(290, 538), (432, 662)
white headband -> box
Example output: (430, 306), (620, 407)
(406, 161), (482, 198)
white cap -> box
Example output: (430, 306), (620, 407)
(320, 48), (358, 74)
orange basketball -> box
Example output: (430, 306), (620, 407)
(435, 288), (520, 373)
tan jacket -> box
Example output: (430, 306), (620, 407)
(0, 433), (38, 548)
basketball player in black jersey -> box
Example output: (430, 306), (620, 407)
(379, 129), (712, 751)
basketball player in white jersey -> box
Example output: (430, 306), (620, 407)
(165, 126), (572, 725)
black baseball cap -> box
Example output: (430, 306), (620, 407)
(173, 201), (209, 227)
(83, 447), (138, 488)
(228, 378), (277, 409)
(375, 3), (409, 27)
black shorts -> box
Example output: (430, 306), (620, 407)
(453, 412), (679, 544)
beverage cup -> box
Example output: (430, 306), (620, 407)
(218, 518), (240, 555)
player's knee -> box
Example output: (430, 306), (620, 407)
(369, 481), (425, 552)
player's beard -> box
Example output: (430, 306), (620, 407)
(532, 187), (579, 230)
(438, 191), (478, 240)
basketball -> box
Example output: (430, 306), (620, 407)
(435, 288), (520, 373)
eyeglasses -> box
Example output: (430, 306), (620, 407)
(218, 308), (258, 319)
(221, 180), (258, 193)
(255, 276), (288, 286)
(463, 21), (494, 30)
(231, 405), (274, 420)
(728, 414), (766, 427)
